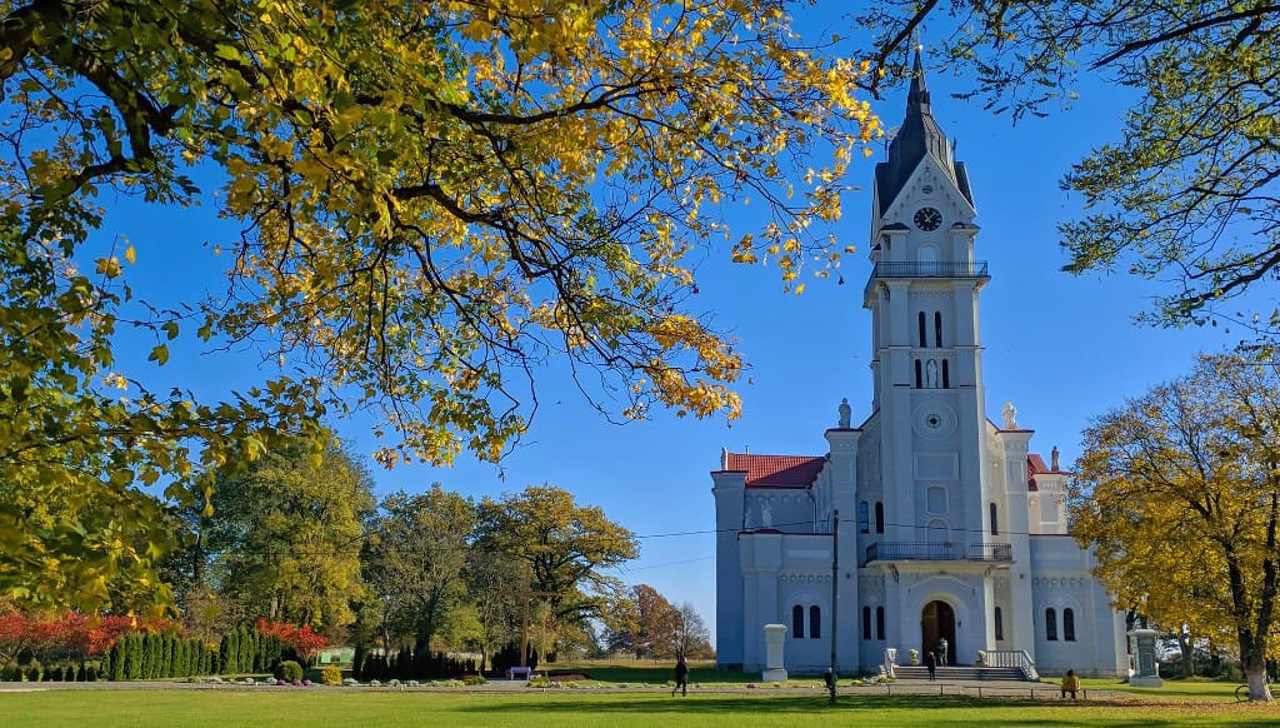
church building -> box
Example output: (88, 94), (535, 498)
(711, 53), (1129, 678)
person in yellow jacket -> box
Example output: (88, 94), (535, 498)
(1061, 669), (1081, 699)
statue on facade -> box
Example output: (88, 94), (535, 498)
(1001, 400), (1018, 429)
(1051, 445), (1060, 471)
(838, 398), (852, 428)
(925, 359), (939, 388)
(761, 501), (773, 528)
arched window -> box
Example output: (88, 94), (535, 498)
(942, 360), (950, 389)
(1064, 608), (1076, 642)
(876, 606), (886, 640)
(989, 502), (999, 535)
(934, 311), (943, 347)
(792, 605), (805, 639)
(857, 501), (869, 534)
(914, 359), (922, 388)
(862, 607), (872, 640)
(918, 312), (927, 347)
(810, 606), (822, 639)
(1045, 608), (1058, 641)
(994, 607), (1004, 641)
(874, 502), (885, 534)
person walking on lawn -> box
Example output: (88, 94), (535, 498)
(1061, 669), (1080, 700)
(672, 656), (689, 697)
(925, 651), (937, 681)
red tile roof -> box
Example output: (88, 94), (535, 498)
(724, 453), (826, 488)
(1026, 453), (1065, 491)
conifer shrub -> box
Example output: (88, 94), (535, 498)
(25, 660), (42, 682)
(321, 665), (342, 686)
(276, 660), (304, 682)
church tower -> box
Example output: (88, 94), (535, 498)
(863, 49), (992, 555)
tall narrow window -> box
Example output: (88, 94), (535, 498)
(995, 607), (1004, 641)
(858, 501), (869, 534)
(918, 312), (927, 347)
(810, 606), (822, 639)
(1045, 608), (1058, 641)
(934, 311), (943, 347)
(792, 605), (805, 639)
(862, 607), (872, 640)
(914, 359), (922, 388)
(876, 606), (886, 640)
(1064, 608), (1076, 642)
(875, 502), (885, 534)
(942, 360), (950, 389)
(989, 502), (999, 536)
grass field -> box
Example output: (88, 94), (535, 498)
(5, 688), (1280, 727)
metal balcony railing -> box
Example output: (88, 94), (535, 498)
(864, 541), (1013, 563)
(870, 261), (990, 279)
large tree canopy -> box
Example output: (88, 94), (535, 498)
(0, 0), (878, 610)
(856, 1), (1280, 335)
(1072, 353), (1280, 701)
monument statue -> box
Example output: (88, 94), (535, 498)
(838, 398), (852, 428)
(1001, 400), (1018, 429)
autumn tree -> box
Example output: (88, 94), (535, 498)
(1072, 353), (1280, 701)
(604, 583), (679, 659)
(463, 547), (520, 672)
(671, 602), (713, 660)
(206, 435), (374, 631)
(477, 485), (637, 663)
(854, 1), (1280, 336)
(0, 0), (881, 610)
(366, 485), (476, 653)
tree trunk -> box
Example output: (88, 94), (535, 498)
(1178, 627), (1194, 678)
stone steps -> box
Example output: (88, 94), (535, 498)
(894, 665), (1029, 681)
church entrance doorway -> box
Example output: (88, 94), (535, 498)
(921, 600), (957, 666)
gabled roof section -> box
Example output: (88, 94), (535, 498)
(1026, 453), (1065, 491)
(725, 452), (825, 488)
(874, 49), (975, 216)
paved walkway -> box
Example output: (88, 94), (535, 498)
(0, 678), (1120, 702)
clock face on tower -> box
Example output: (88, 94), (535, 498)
(913, 206), (942, 231)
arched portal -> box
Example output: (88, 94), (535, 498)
(921, 600), (958, 666)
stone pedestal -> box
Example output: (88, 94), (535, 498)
(1127, 628), (1163, 688)
(762, 624), (788, 682)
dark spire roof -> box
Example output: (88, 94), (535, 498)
(874, 48), (974, 216)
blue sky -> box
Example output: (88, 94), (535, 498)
(81, 28), (1260, 641)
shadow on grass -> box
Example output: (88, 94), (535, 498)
(453, 693), (1215, 726)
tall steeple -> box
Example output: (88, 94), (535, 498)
(873, 48), (974, 217)
(906, 47), (931, 115)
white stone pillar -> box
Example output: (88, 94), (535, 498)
(763, 624), (788, 682)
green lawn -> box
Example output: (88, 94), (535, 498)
(4, 689), (1280, 727)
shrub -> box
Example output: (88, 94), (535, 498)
(2, 662), (21, 681)
(25, 660), (42, 682)
(462, 674), (487, 686)
(276, 660), (304, 682)
(321, 665), (342, 686)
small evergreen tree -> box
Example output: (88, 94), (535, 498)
(100, 645), (112, 679)
(241, 627), (255, 673)
(219, 633), (233, 674)
(124, 635), (140, 680)
(110, 641), (125, 681)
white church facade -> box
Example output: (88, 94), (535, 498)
(711, 54), (1129, 678)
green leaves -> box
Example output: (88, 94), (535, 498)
(147, 344), (169, 365)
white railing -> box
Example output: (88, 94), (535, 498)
(985, 649), (1038, 680)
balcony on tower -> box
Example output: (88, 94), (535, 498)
(871, 260), (989, 279)
(864, 541), (1012, 564)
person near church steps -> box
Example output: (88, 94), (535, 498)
(925, 651), (937, 681)
(672, 657), (689, 697)
(1061, 669), (1080, 700)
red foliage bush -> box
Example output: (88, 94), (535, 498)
(256, 618), (327, 660)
